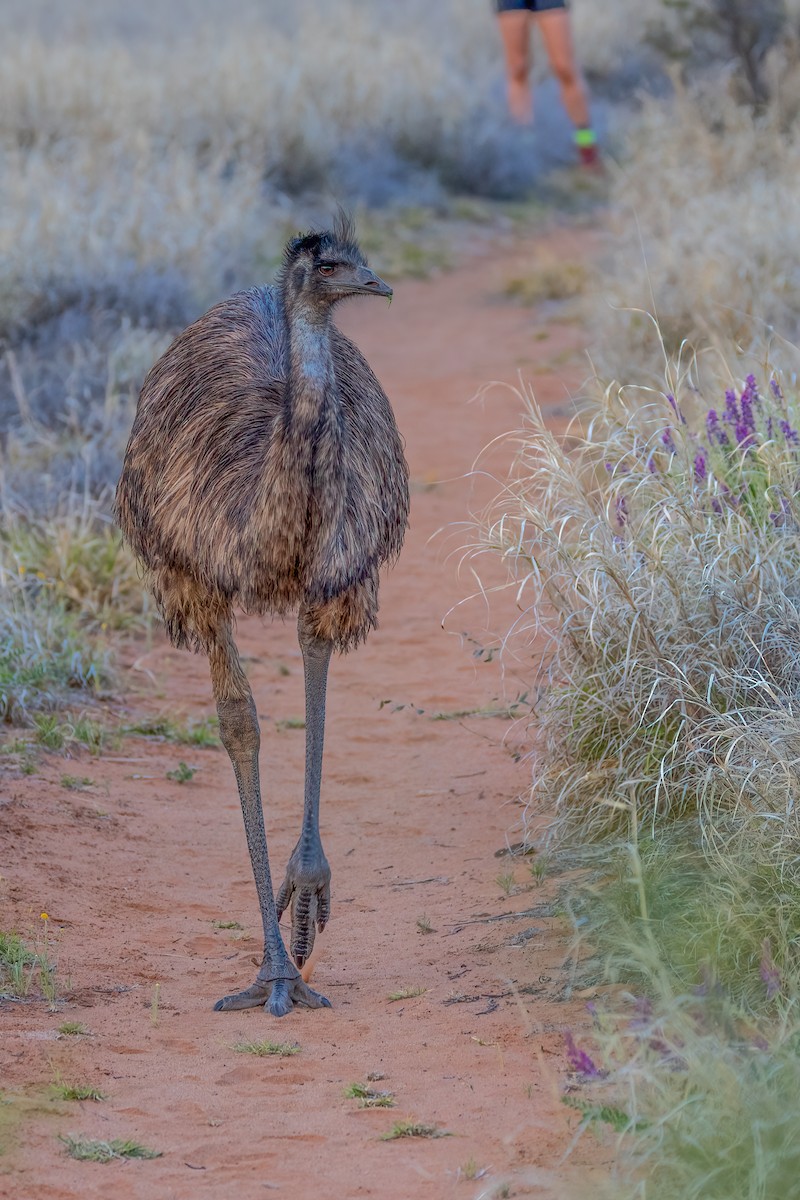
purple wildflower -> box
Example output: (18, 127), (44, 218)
(711, 497), (723, 515)
(724, 388), (739, 424)
(734, 419), (754, 450)
(770, 377), (783, 399)
(741, 374), (760, 408)
(667, 393), (687, 425)
(615, 496), (628, 528)
(646, 454), (658, 474)
(706, 409), (728, 446)
(760, 939), (782, 1000)
(780, 419), (799, 445)
(661, 429), (676, 453)
(767, 416), (774, 439)
(693, 452), (707, 481)
(563, 1030), (603, 1078)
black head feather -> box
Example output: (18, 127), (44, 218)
(283, 210), (365, 269)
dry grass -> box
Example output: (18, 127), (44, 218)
(592, 75), (800, 381)
(477, 361), (800, 1198)
(479, 369), (800, 859)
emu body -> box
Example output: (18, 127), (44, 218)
(115, 216), (409, 1014)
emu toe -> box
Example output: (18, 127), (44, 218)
(214, 975), (331, 1015)
(276, 855), (331, 968)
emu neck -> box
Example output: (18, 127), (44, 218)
(284, 301), (336, 423)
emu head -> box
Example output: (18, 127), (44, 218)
(280, 211), (392, 311)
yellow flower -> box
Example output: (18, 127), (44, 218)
(40, 912), (49, 921)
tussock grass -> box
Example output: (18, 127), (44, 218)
(482, 372), (800, 856)
(387, 987), (426, 1003)
(478, 361), (800, 1197)
(53, 1082), (105, 1103)
(122, 714), (219, 746)
(59, 1135), (160, 1162)
(343, 1082), (396, 1108)
(593, 77), (800, 380)
(0, 501), (151, 726)
(233, 1040), (300, 1058)
(380, 1121), (450, 1141)
(165, 762), (196, 785)
(0, 931), (55, 1001)
(57, 1022), (88, 1037)
(504, 260), (588, 306)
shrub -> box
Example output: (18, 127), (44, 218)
(481, 369), (800, 860)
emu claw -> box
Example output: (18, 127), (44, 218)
(213, 974), (331, 1016)
(276, 853), (331, 968)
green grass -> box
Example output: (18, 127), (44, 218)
(58, 1021), (88, 1036)
(478, 365), (800, 1198)
(343, 1082), (395, 1108)
(495, 871), (516, 896)
(387, 987), (426, 1002)
(33, 714), (105, 755)
(53, 1083), (105, 1102)
(504, 259), (589, 306)
(60, 774), (95, 791)
(275, 717), (305, 731)
(379, 1121), (450, 1141)
(59, 1135), (161, 1162)
(233, 1040), (300, 1057)
(0, 931), (54, 1001)
(122, 715), (219, 746)
(165, 761), (195, 784)
(212, 920), (243, 931)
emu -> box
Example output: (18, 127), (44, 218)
(115, 214), (409, 1016)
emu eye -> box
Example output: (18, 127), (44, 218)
(317, 263), (335, 276)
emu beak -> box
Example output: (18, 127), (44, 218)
(353, 267), (393, 299)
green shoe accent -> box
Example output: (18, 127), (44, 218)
(574, 127), (597, 149)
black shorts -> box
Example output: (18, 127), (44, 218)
(494, 0), (567, 11)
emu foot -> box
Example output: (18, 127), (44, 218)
(213, 970), (331, 1016)
(276, 847), (331, 968)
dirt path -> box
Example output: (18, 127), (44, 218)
(1, 225), (604, 1199)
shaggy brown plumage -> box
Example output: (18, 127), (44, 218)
(116, 265), (408, 653)
(114, 214), (409, 1016)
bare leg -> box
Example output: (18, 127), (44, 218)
(537, 9), (591, 128)
(276, 608), (333, 967)
(210, 622), (330, 1015)
(498, 11), (534, 124)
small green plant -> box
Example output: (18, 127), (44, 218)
(33, 715), (65, 750)
(343, 1082), (395, 1108)
(460, 1157), (479, 1180)
(123, 714), (219, 746)
(234, 1040), (300, 1057)
(380, 1121), (450, 1141)
(416, 915), (434, 934)
(276, 717), (305, 731)
(504, 259), (588, 305)
(61, 775), (94, 791)
(561, 1095), (646, 1134)
(53, 1082), (105, 1102)
(59, 1135), (161, 1162)
(58, 1021), (88, 1037)
(495, 871), (515, 896)
(0, 928), (54, 1001)
(387, 987), (426, 1002)
(166, 761), (195, 784)
(212, 920), (243, 931)
(529, 856), (549, 887)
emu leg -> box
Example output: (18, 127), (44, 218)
(276, 611), (333, 968)
(210, 626), (330, 1015)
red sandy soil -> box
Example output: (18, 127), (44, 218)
(1, 225), (609, 1199)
